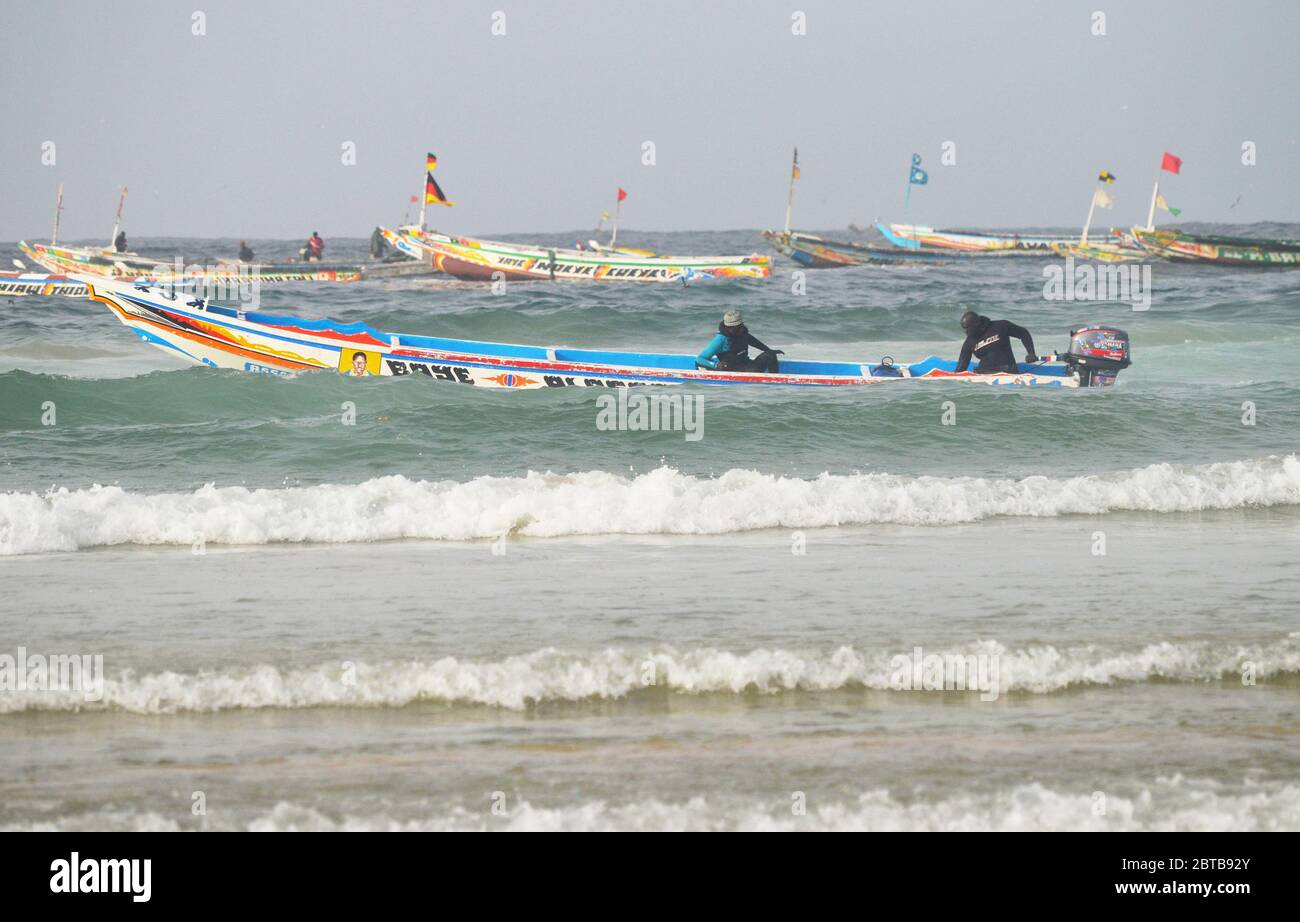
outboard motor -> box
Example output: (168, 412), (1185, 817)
(1063, 325), (1131, 387)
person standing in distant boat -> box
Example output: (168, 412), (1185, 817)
(696, 309), (784, 373)
(955, 311), (1038, 374)
(369, 227), (389, 260)
(305, 231), (324, 262)
(238, 240), (255, 262)
(113, 231), (127, 253)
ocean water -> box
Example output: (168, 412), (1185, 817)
(1, 227), (1298, 831)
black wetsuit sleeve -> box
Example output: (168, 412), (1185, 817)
(955, 336), (975, 373)
(746, 333), (773, 353)
(1005, 322), (1035, 357)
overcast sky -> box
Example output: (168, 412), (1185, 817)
(1, 0), (1295, 240)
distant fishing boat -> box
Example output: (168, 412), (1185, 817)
(1131, 228), (1300, 267)
(760, 148), (955, 267)
(22, 185), (427, 283)
(760, 230), (960, 267)
(19, 241), (368, 283)
(387, 154), (764, 283)
(878, 223), (1076, 254)
(392, 228), (770, 283)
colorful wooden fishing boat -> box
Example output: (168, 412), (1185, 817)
(391, 229), (770, 283)
(19, 241), (367, 283)
(878, 224), (1076, 254)
(760, 231), (960, 267)
(0, 271), (90, 298)
(84, 278), (1130, 389)
(1052, 238), (1146, 263)
(1130, 228), (1300, 267)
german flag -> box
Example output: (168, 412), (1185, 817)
(425, 172), (454, 207)
(426, 153), (438, 171)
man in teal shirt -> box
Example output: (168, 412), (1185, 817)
(696, 310), (783, 373)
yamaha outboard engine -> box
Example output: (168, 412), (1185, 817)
(1063, 325), (1131, 387)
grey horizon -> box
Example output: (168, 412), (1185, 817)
(1, 0), (1295, 241)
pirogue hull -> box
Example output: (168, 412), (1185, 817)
(879, 223), (1076, 254)
(762, 230), (961, 267)
(1131, 228), (1300, 267)
(20, 241), (366, 283)
(87, 279), (1113, 389)
(388, 228), (771, 283)
(0, 271), (91, 297)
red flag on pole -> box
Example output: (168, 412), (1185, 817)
(409, 195), (418, 203)
(617, 188), (628, 202)
(1160, 152), (1182, 174)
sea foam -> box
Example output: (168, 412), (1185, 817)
(8, 779), (1298, 832)
(1, 635), (1294, 714)
(2, 455), (1299, 555)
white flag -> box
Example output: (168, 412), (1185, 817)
(1092, 188), (1115, 209)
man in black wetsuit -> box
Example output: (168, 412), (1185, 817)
(696, 309), (784, 373)
(956, 311), (1038, 374)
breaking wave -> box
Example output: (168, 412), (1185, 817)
(8, 779), (1299, 831)
(2, 636), (1295, 714)
(2, 455), (1299, 555)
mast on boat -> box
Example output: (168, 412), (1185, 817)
(417, 162), (427, 231)
(1081, 193), (1097, 245)
(1082, 174), (1114, 245)
(783, 146), (799, 236)
(609, 188), (626, 247)
(1145, 181), (1160, 232)
(51, 183), (64, 246)
(108, 186), (128, 249)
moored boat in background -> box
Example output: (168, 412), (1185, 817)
(18, 240), (435, 282)
(761, 230), (960, 267)
(1131, 228), (1300, 266)
(392, 228), (770, 283)
(879, 223), (1077, 254)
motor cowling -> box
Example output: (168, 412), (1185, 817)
(1065, 325), (1131, 387)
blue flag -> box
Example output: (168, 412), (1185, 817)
(909, 153), (928, 185)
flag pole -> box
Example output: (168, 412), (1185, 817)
(903, 156), (913, 222)
(109, 185), (127, 248)
(610, 196), (621, 247)
(1081, 189), (1098, 245)
(783, 147), (797, 236)
(418, 164), (428, 231)
(52, 183), (64, 246)
(1145, 180), (1159, 232)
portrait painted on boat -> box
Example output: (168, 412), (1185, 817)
(340, 350), (379, 376)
